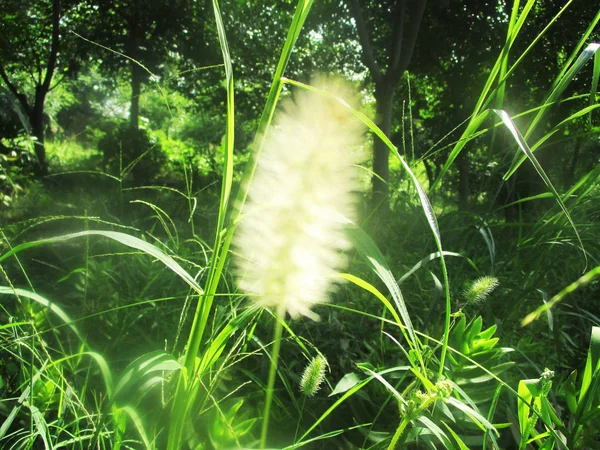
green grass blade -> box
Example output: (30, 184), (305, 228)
(298, 368), (401, 444)
(529, 104), (600, 153)
(417, 415), (455, 450)
(398, 251), (478, 284)
(432, 0), (538, 189)
(431, 110), (490, 191)
(119, 405), (153, 450)
(505, 42), (600, 178)
(178, 0), (236, 383)
(234, 0), (313, 211)
(113, 351), (180, 402)
(0, 230), (203, 294)
(168, 3), (314, 449)
(522, 266), (600, 326)
(344, 222), (421, 361)
(434, 0), (582, 189)
(212, 0), (234, 237)
(446, 397), (498, 435)
(590, 48), (600, 125)
(339, 273), (403, 327)
(83, 351), (114, 399)
(0, 287), (83, 341)
(494, 109), (587, 266)
(197, 306), (259, 375)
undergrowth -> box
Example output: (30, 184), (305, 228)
(1, 0), (600, 449)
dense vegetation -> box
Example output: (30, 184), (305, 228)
(1, 0), (600, 449)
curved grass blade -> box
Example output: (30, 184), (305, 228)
(113, 350), (180, 402)
(284, 78), (450, 378)
(417, 416), (455, 450)
(339, 273), (403, 328)
(591, 49), (600, 124)
(505, 42), (600, 178)
(527, 104), (600, 155)
(0, 287), (83, 341)
(119, 405), (153, 450)
(522, 266), (600, 326)
(398, 251), (478, 284)
(0, 230), (203, 294)
(344, 223), (421, 361)
(494, 109), (586, 267)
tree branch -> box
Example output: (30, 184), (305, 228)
(346, 0), (382, 85)
(390, 0), (427, 82)
(0, 63), (31, 115)
(41, 0), (61, 93)
(390, 0), (406, 72)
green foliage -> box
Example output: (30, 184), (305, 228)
(448, 315), (514, 405)
(0, 135), (37, 207)
(517, 327), (600, 449)
(98, 122), (166, 182)
(1, 0), (600, 449)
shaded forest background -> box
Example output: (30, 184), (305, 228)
(2, 0), (597, 211)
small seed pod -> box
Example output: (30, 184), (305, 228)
(300, 354), (328, 397)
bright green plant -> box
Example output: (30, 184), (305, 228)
(517, 326), (600, 449)
(448, 315), (514, 405)
(1, 0), (599, 449)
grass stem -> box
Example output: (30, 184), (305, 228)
(260, 311), (285, 449)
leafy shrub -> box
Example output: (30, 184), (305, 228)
(98, 122), (165, 182)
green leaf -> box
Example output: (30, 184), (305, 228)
(345, 221), (420, 362)
(578, 326), (600, 417)
(329, 372), (362, 397)
(559, 370), (579, 415)
(114, 350), (180, 403)
(494, 109), (586, 267)
(446, 397), (497, 437)
(523, 266), (600, 326)
(417, 415), (455, 450)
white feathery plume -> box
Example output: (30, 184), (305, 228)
(234, 77), (365, 320)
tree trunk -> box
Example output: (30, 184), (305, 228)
(423, 160), (435, 190)
(130, 62), (141, 130)
(564, 138), (580, 189)
(372, 83), (395, 203)
(30, 87), (48, 176)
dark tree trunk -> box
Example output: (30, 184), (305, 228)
(31, 86), (48, 176)
(0, 0), (60, 177)
(423, 159), (435, 190)
(457, 150), (469, 210)
(372, 83), (395, 202)
(130, 62), (142, 130)
(347, 0), (427, 210)
(565, 139), (580, 189)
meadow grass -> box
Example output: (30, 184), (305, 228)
(1, 0), (600, 449)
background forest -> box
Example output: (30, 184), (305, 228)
(1, 0), (600, 449)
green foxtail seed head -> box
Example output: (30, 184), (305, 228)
(234, 76), (365, 320)
(463, 276), (499, 306)
(300, 354), (328, 397)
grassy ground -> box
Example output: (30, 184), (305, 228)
(1, 1), (600, 449)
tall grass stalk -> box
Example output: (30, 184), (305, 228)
(166, 1), (314, 449)
(259, 311), (284, 449)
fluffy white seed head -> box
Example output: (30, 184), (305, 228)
(234, 77), (365, 320)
